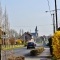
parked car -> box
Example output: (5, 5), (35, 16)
(27, 42), (36, 49)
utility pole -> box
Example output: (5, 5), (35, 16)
(45, 8), (60, 33)
(51, 13), (55, 33)
(0, 27), (2, 60)
(0, 44), (1, 60)
(45, 11), (56, 33)
(55, 0), (58, 30)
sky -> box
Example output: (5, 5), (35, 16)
(1, 0), (60, 36)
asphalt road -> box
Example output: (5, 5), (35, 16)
(1, 46), (41, 60)
(1, 45), (49, 60)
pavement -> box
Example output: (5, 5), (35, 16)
(25, 48), (52, 60)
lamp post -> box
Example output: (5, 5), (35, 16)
(45, 11), (56, 33)
(51, 13), (55, 33)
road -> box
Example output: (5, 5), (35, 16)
(1, 45), (50, 60)
(1, 47), (30, 60)
(1, 46), (42, 60)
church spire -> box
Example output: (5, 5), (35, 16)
(35, 26), (38, 37)
(35, 26), (38, 32)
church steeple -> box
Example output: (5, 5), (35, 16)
(35, 26), (38, 37)
(35, 26), (38, 33)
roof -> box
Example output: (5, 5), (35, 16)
(25, 32), (32, 37)
(31, 33), (36, 37)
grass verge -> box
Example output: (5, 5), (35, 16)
(1, 45), (24, 50)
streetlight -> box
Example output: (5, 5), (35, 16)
(45, 11), (56, 33)
(51, 13), (55, 33)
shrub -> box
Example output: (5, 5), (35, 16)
(15, 56), (25, 60)
(9, 37), (15, 45)
(8, 56), (25, 60)
(30, 47), (44, 56)
(24, 42), (27, 47)
(52, 31), (60, 59)
(8, 57), (15, 60)
(16, 39), (23, 45)
(30, 49), (38, 56)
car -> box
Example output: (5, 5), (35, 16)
(27, 42), (36, 49)
(46, 43), (49, 46)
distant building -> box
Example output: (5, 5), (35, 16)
(20, 26), (38, 42)
(20, 32), (32, 42)
(31, 26), (38, 40)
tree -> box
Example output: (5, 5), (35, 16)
(9, 37), (15, 45)
(9, 29), (19, 39)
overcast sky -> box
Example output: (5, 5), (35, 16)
(1, 0), (60, 36)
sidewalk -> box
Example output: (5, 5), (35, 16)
(39, 48), (52, 60)
(25, 47), (52, 60)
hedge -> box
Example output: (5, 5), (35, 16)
(8, 56), (25, 60)
(30, 47), (44, 56)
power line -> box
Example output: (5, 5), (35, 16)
(46, 0), (52, 16)
(10, 24), (53, 28)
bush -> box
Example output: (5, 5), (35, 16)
(9, 37), (15, 45)
(37, 47), (44, 53)
(30, 49), (38, 56)
(24, 43), (27, 47)
(8, 56), (15, 60)
(15, 56), (25, 60)
(30, 47), (44, 56)
(8, 56), (25, 60)
(52, 31), (60, 59)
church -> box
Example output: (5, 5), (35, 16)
(20, 26), (38, 42)
(31, 26), (38, 40)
